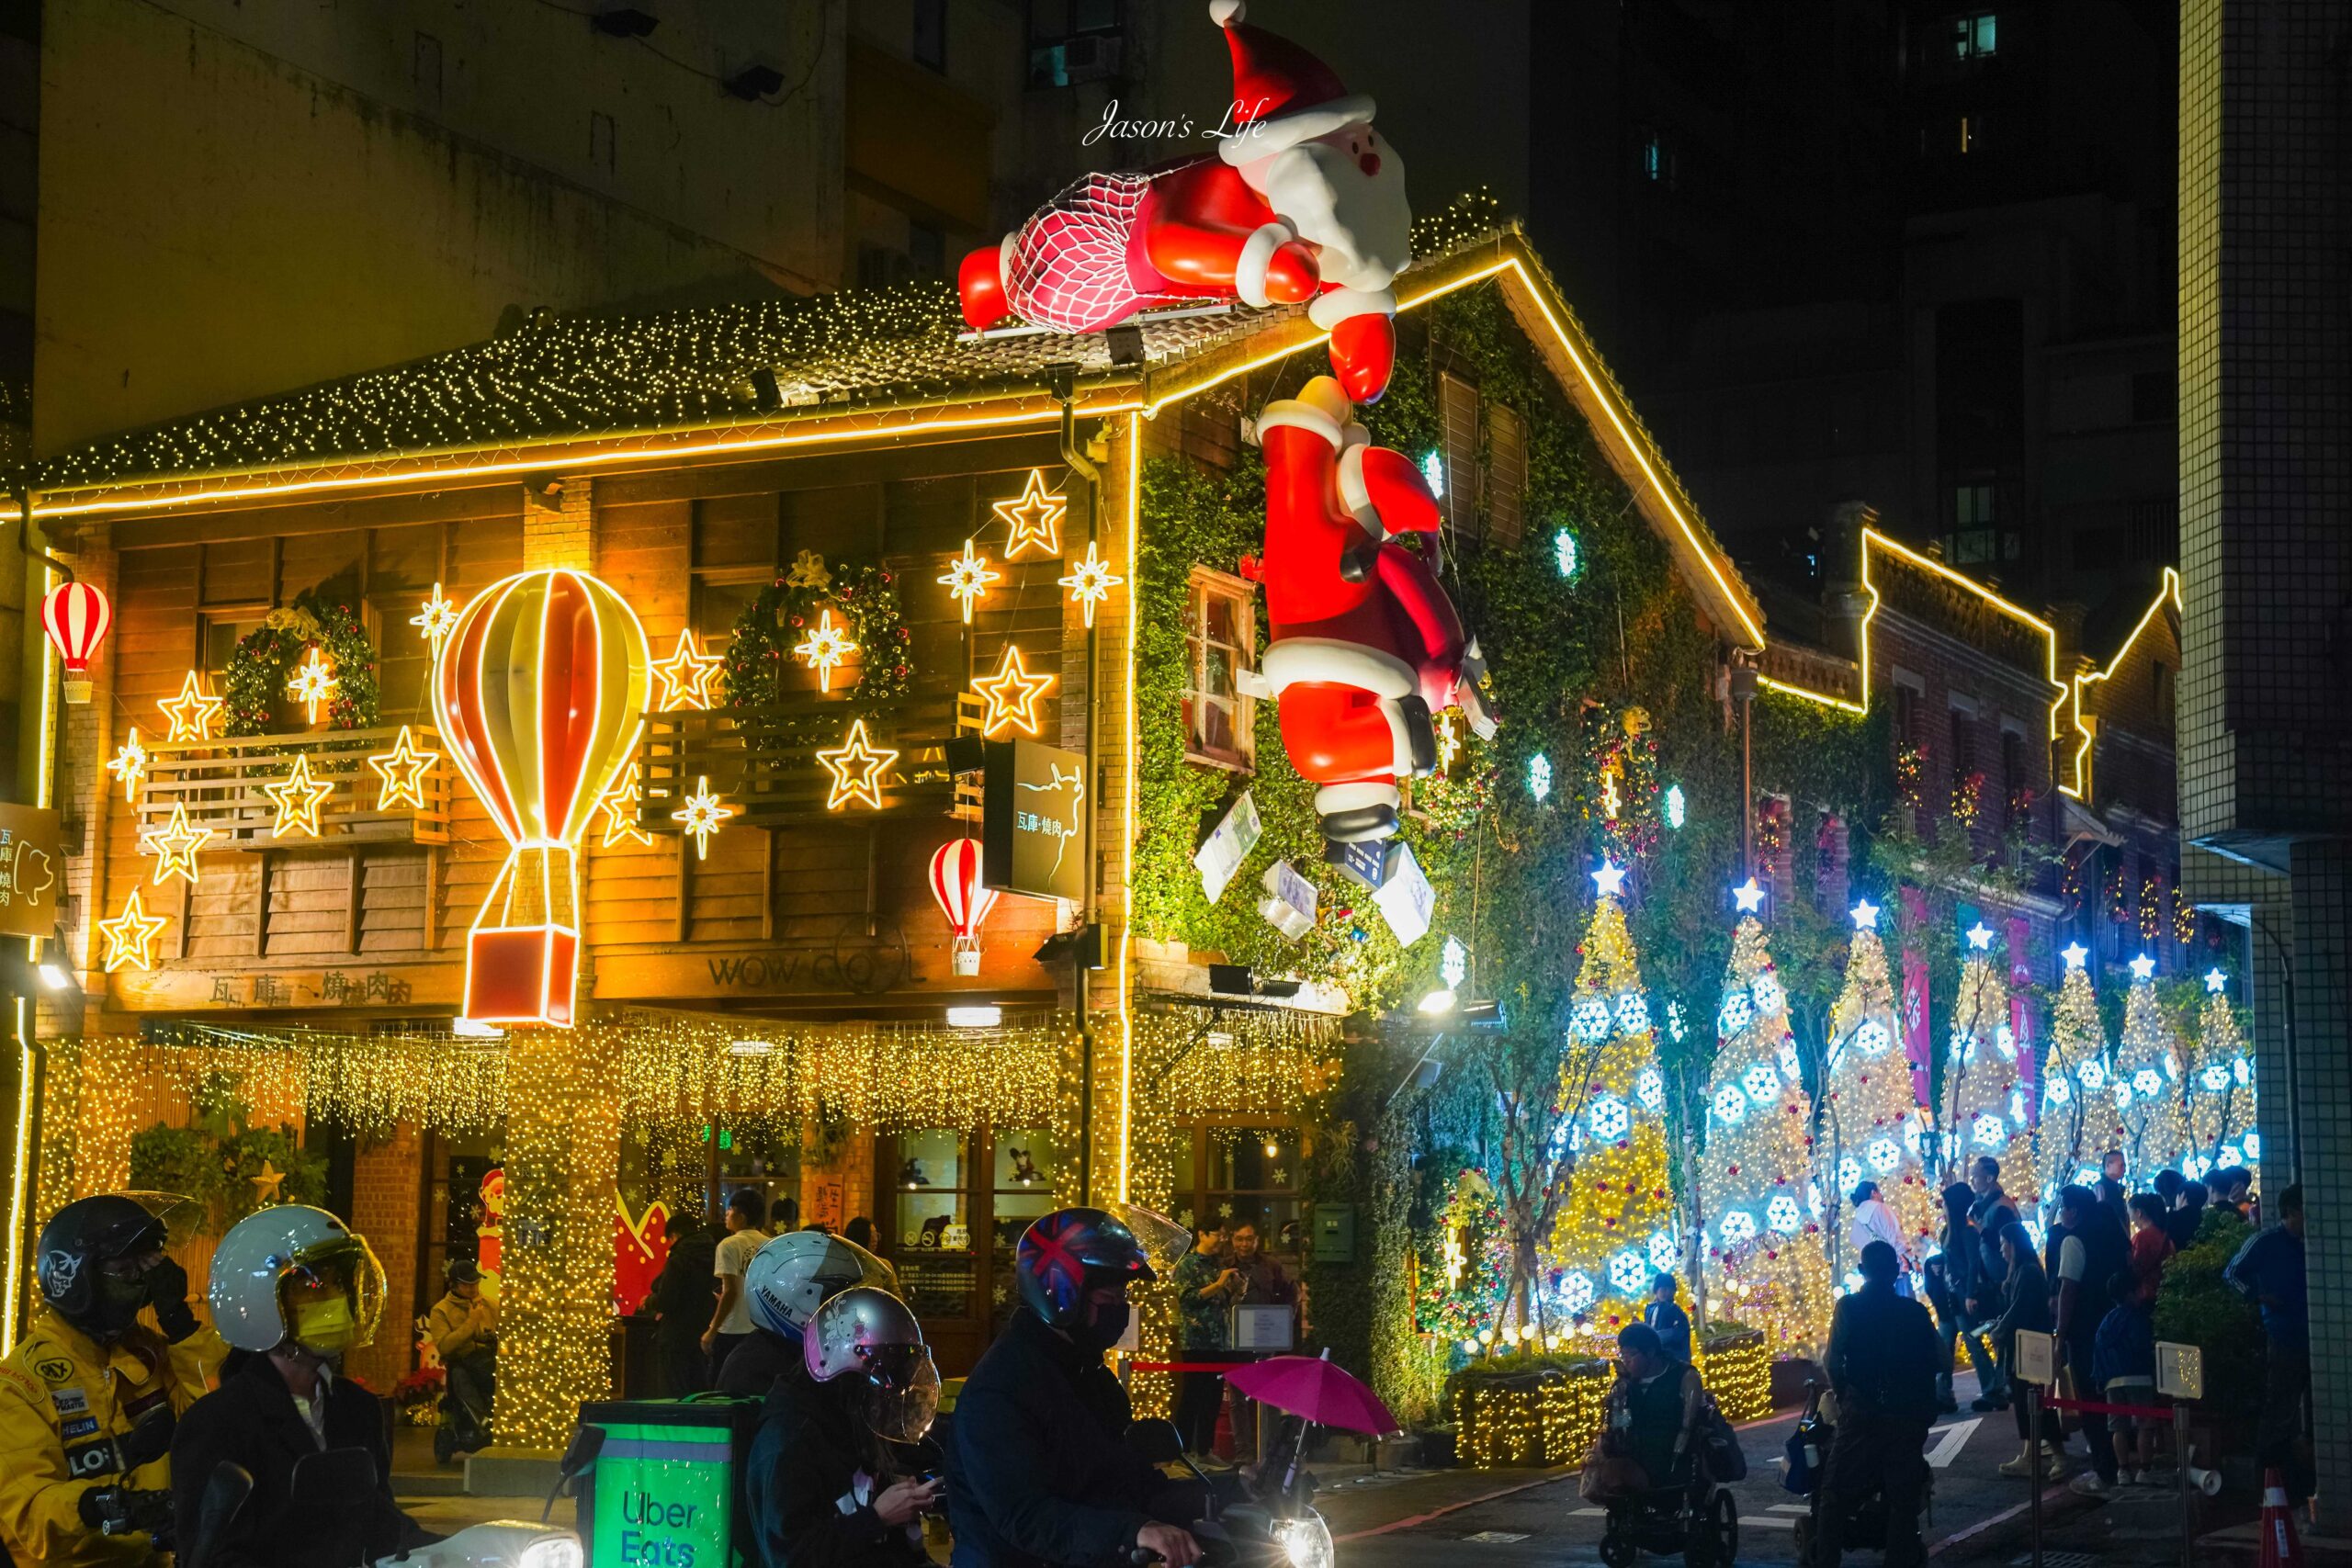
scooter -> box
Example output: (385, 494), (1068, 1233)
(1123, 1416), (1335, 1568)
(180, 1425), (601, 1568)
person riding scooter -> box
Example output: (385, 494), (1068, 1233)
(167, 1205), (436, 1568)
(947, 1207), (1204, 1568)
(0, 1192), (222, 1566)
(747, 1285), (943, 1567)
(424, 1258), (497, 1461)
(720, 1228), (899, 1396)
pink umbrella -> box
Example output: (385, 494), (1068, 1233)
(1225, 1348), (1399, 1436)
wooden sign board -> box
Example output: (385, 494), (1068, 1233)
(0, 805), (62, 940)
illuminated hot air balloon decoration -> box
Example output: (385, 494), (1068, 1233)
(930, 838), (999, 977)
(41, 581), (112, 705)
(434, 569), (649, 1026)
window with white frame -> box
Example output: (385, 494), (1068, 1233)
(1182, 567), (1256, 768)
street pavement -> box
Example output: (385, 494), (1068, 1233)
(390, 1372), (2276, 1564)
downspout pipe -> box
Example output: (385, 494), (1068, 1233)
(1049, 366), (1106, 1201)
(12, 474), (73, 586)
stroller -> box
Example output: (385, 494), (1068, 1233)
(1786, 1379), (1930, 1567)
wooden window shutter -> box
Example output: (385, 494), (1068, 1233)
(1486, 401), (1525, 548)
(1438, 371), (1482, 538)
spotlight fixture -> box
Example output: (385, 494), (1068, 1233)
(1207, 964), (1303, 998)
(37, 963), (70, 991)
(724, 62), (786, 99)
(592, 7), (660, 38)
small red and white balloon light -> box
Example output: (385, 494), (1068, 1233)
(929, 838), (998, 977)
(41, 581), (112, 705)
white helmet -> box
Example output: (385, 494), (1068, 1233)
(744, 1230), (896, 1341)
(209, 1204), (386, 1355)
(805, 1286), (938, 1443)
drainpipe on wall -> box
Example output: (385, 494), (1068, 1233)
(1049, 367), (1106, 1201)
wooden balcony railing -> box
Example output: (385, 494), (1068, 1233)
(639, 694), (984, 831)
(136, 727), (454, 850)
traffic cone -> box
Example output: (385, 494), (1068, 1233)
(2259, 1468), (2301, 1568)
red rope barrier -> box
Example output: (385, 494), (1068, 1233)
(2038, 1393), (2170, 1420)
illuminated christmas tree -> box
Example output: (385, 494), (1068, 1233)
(1939, 922), (2024, 1180)
(2112, 954), (2188, 1179)
(1546, 870), (1679, 1345)
(2184, 968), (2256, 1177)
(1819, 900), (1933, 1276)
(1697, 894), (1831, 1355)
(2033, 944), (2109, 1207)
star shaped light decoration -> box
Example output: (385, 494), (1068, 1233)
(367, 725), (439, 810)
(792, 608), (859, 693)
(262, 751), (335, 839)
(158, 671), (225, 742)
(146, 802), (215, 886)
(1732, 877), (1767, 913)
(970, 643), (1057, 738)
(1434, 711), (1460, 773)
(1057, 540), (1124, 628)
(1592, 860), (1629, 898)
(411, 581), (460, 649)
(2128, 952), (2157, 982)
(1850, 898), (1881, 932)
(597, 761), (654, 850)
(2205, 967), (2229, 995)
(97, 889), (169, 972)
(1965, 921), (1996, 953)
(671, 775), (733, 860)
(2062, 942), (2090, 972)
(286, 647), (339, 726)
(992, 468), (1067, 559)
(939, 541), (1001, 625)
(816, 718), (899, 811)
(107, 728), (149, 804)
(249, 1160), (287, 1202)
(650, 628), (724, 712)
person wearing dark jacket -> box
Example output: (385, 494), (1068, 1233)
(1988, 1221), (2060, 1481)
(1926, 1182), (1998, 1414)
(949, 1208), (1202, 1568)
(649, 1211), (718, 1396)
(2165, 1182), (2210, 1250)
(168, 1206), (434, 1568)
(1817, 1241), (1939, 1566)
(2050, 1186), (2128, 1495)
(747, 1288), (941, 1568)
(719, 1329), (804, 1398)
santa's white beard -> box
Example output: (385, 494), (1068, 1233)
(1259, 139), (1412, 293)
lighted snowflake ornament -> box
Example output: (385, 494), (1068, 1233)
(1854, 1020), (1893, 1057)
(1568, 995), (1612, 1043)
(1837, 1155), (1863, 1191)
(1614, 991), (1651, 1035)
(1972, 1113), (2006, 1147)
(1718, 1210), (1759, 1247)
(1648, 1231), (1680, 1271)
(1719, 993), (1755, 1036)
(1558, 1272), (1597, 1314)
(1609, 1248), (1649, 1295)
(1588, 1095), (1631, 1141)
(1634, 1066), (1666, 1113)
(1751, 974), (1786, 1015)
(1867, 1138), (1902, 1175)
(1742, 1063), (1781, 1106)
(1712, 1085), (1749, 1124)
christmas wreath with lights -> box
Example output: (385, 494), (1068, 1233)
(222, 589), (380, 736)
(721, 556), (913, 713)
(1415, 1170), (1510, 1343)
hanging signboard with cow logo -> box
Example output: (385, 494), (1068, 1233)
(0, 805), (62, 941)
(982, 739), (1088, 905)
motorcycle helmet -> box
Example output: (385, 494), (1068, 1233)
(1015, 1207), (1155, 1336)
(744, 1229), (896, 1343)
(36, 1193), (185, 1337)
(209, 1205), (386, 1356)
(805, 1286), (939, 1443)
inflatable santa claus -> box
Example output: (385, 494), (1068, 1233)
(1251, 376), (1495, 845)
(958, 1), (1410, 404)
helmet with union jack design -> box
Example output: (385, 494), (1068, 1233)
(1014, 1206), (1156, 1330)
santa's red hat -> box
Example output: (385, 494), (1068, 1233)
(1211, 2), (1375, 165)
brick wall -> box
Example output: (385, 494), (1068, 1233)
(347, 1123), (424, 1393)
(796, 1124), (876, 1235)
(522, 478), (594, 572)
